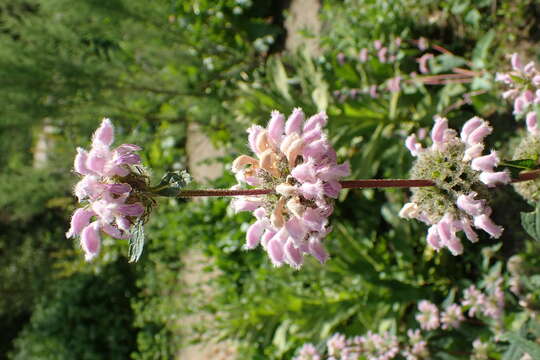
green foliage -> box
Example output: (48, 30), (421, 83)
(9, 260), (137, 360)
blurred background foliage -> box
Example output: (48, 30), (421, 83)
(1, 0), (540, 359)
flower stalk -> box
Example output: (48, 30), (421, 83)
(173, 171), (540, 198)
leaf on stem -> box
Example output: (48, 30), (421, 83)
(521, 202), (540, 241)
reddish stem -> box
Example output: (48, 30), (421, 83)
(176, 171), (540, 197)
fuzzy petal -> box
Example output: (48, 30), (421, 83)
(474, 214), (503, 238)
(285, 108), (304, 135)
(80, 222), (101, 261)
(245, 220), (265, 249)
(93, 118), (114, 147)
(267, 111), (285, 147)
(66, 208), (95, 238)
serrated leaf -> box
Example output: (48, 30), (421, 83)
(128, 220), (145, 263)
(505, 332), (540, 359)
(521, 202), (540, 241)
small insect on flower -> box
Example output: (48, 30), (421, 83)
(67, 118), (155, 262)
(400, 116), (509, 255)
(231, 108), (350, 268)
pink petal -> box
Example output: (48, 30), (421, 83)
(303, 112), (328, 133)
(245, 220), (264, 249)
(285, 216), (307, 242)
(456, 192), (486, 216)
(104, 183), (132, 194)
(284, 239), (304, 268)
(74, 148), (93, 175)
(114, 153), (141, 165)
(260, 230), (276, 249)
(527, 112), (538, 133)
(247, 125), (264, 155)
(267, 237), (285, 266)
(302, 126), (323, 143)
(431, 117), (448, 144)
(102, 223), (127, 239)
(479, 171), (511, 187)
(302, 207), (328, 232)
(115, 144), (142, 154)
(460, 218), (478, 243)
(116, 216), (131, 232)
(308, 238), (329, 264)
(267, 110), (285, 147)
(471, 151), (499, 172)
(291, 161), (317, 183)
(80, 222), (101, 261)
(92, 118), (115, 147)
(302, 139), (329, 159)
(86, 148), (108, 175)
(323, 180), (341, 198)
(299, 181), (324, 200)
(511, 53), (522, 70)
(405, 134), (423, 156)
(231, 198), (264, 213)
(285, 108), (304, 135)
(466, 122), (492, 145)
(460, 117), (483, 143)
(317, 162), (350, 182)
(118, 203), (144, 217)
(427, 225), (442, 250)
(474, 214), (503, 238)
(463, 143), (484, 162)
(66, 208), (95, 238)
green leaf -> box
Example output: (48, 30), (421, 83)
(430, 54), (467, 74)
(501, 159), (539, 170)
(504, 332), (540, 359)
(521, 202), (540, 241)
(472, 30), (495, 69)
(128, 220), (145, 263)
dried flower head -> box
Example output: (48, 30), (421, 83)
(67, 118), (154, 261)
(400, 116), (509, 255)
(231, 108), (350, 268)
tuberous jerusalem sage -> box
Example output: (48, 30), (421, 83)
(400, 116), (510, 255)
(67, 118), (155, 261)
(230, 108), (350, 268)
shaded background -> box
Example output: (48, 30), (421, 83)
(1, 0), (539, 358)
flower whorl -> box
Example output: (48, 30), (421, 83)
(67, 118), (149, 261)
(400, 116), (509, 255)
(231, 108), (350, 268)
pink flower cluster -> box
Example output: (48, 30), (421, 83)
(416, 284), (504, 333)
(231, 108), (350, 268)
(66, 118), (145, 261)
(496, 53), (540, 134)
(293, 330), (421, 360)
(401, 116), (510, 255)
(417, 300), (465, 331)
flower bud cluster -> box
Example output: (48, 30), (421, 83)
(400, 116), (510, 255)
(496, 53), (540, 134)
(66, 119), (150, 261)
(231, 108), (350, 268)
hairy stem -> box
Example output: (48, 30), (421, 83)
(175, 170), (540, 198)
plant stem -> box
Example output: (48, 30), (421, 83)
(175, 170), (540, 198)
